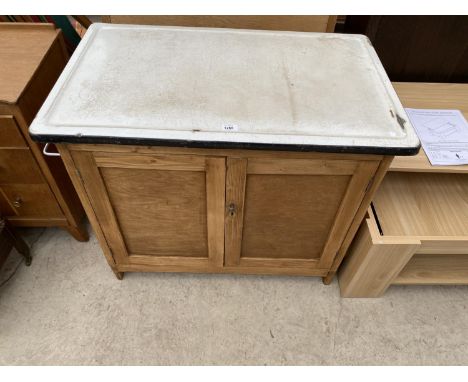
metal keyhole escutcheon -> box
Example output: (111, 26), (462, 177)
(228, 203), (236, 216)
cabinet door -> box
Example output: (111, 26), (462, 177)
(225, 157), (379, 273)
(72, 151), (225, 270)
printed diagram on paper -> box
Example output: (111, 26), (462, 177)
(405, 108), (468, 165)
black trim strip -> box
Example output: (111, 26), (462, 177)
(370, 202), (384, 236)
(30, 133), (421, 156)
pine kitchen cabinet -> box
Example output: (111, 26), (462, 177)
(29, 24), (420, 280)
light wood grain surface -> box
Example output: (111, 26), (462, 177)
(373, 172), (468, 237)
(394, 254), (468, 285)
(339, 219), (420, 297)
(241, 172), (350, 260)
(0, 23), (58, 104)
(0, 116), (27, 147)
(393, 82), (468, 116)
(391, 82), (468, 173)
(101, 168), (209, 257)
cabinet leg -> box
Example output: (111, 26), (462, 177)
(322, 273), (335, 285)
(65, 222), (89, 242)
(1, 218), (32, 266)
(113, 270), (124, 280)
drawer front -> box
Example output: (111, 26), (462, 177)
(0, 116), (27, 148)
(0, 149), (44, 184)
(0, 189), (15, 216)
(0, 184), (63, 218)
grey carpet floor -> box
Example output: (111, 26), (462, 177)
(1, 225), (467, 365)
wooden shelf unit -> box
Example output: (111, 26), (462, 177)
(338, 82), (468, 297)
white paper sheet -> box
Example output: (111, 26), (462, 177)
(405, 108), (468, 166)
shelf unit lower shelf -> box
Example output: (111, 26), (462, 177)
(394, 254), (468, 285)
(338, 165), (468, 297)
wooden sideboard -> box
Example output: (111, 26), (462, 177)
(0, 23), (87, 240)
(339, 83), (468, 297)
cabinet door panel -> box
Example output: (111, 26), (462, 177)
(241, 174), (350, 260)
(72, 151), (225, 269)
(225, 157), (379, 271)
(101, 168), (208, 257)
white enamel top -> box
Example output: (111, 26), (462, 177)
(30, 23), (420, 152)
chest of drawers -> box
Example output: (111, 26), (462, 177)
(0, 23), (87, 241)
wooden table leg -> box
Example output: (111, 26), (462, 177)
(1, 218), (31, 266)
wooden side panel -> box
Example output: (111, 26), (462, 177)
(16, 32), (67, 125)
(0, 23), (58, 104)
(318, 161), (380, 269)
(324, 156), (393, 282)
(58, 145), (121, 278)
(338, 219), (420, 298)
(0, 149), (44, 184)
(0, 116), (27, 147)
(71, 151), (129, 265)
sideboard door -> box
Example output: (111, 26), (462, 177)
(71, 151), (225, 271)
(225, 157), (379, 274)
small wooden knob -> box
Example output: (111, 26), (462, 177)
(13, 197), (22, 208)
